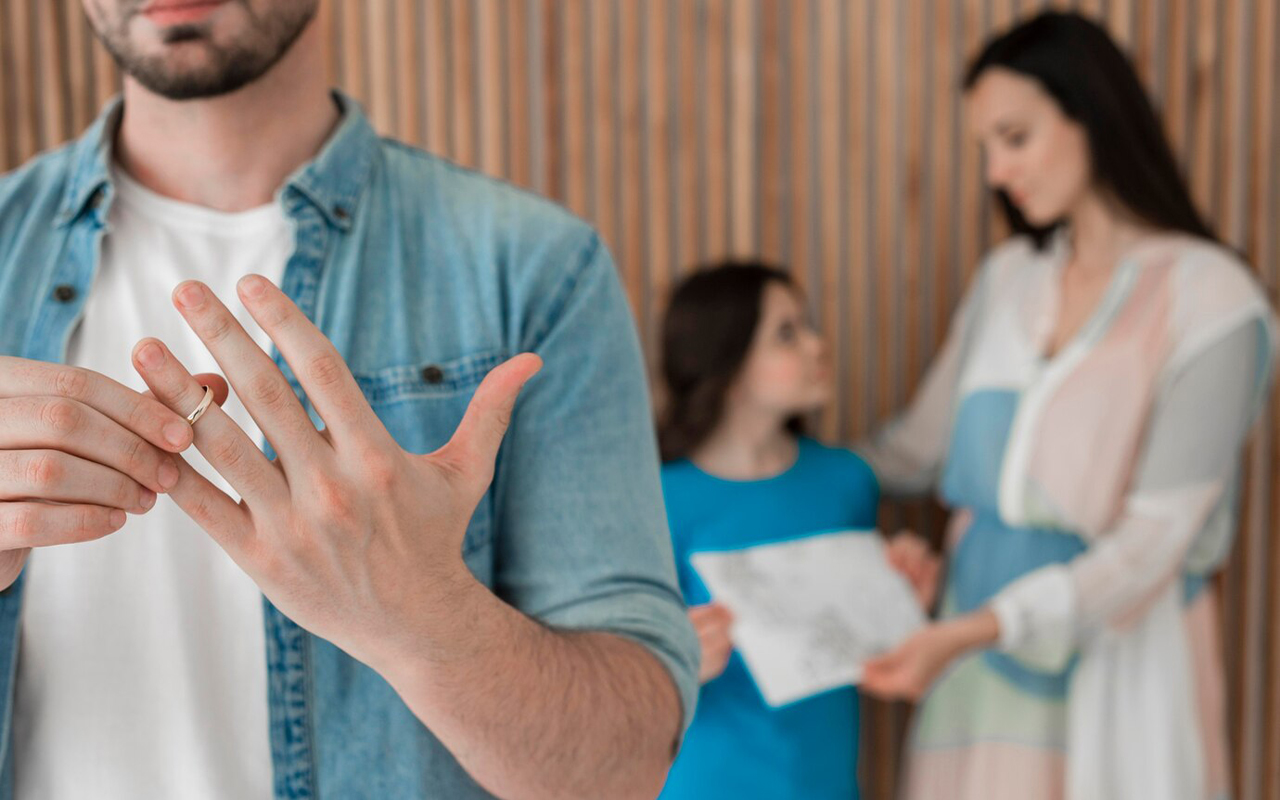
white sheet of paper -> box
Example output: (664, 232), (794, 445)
(690, 530), (926, 707)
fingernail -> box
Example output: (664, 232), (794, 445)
(137, 342), (164, 369)
(139, 489), (157, 510)
(109, 509), (126, 530)
(238, 275), (267, 298)
(175, 283), (205, 309)
(158, 459), (179, 491)
(164, 422), (190, 449)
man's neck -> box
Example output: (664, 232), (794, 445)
(113, 24), (339, 212)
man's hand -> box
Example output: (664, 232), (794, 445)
(130, 275), (541, 670)
(0, 357), (197, 588)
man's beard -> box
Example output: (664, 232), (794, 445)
(93, 1), (317, 101)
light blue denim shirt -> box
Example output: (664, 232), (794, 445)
(0, 94), (698, 799)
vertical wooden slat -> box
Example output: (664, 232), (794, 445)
(560, 0), (589, 218)
(539, 0), (561, 199)
(728, 0), (756, 257)
(589, 0), (616, 253)
(1220, 0), (1248, 249)
(423, 0), (449, 155)
(816, 0), (840, 440)
(1254, 8), (1280, 798)
(643, 0), (673, 352)
(449, 0), (477, 168)
(339, 0), (366, 109)
(672, 0), (699, 275)
(35, 0), (65, 149)
(1078, 0), (1104, 19)
(702, 0), (729, 260)
(903, 0), (927, 402)
(1166, 0), (1191, 165)
(618, 0), (644, 321)
(933, 0), (958, 351)
(958, 0), (985, 287)
(787, 0), (812, 298)
(992, 0), (1016, 29)
(476, 0), (504, 177)
(0, 2), (12, 167)
(10, 0), (38, 161)
(394, 0), (419, 146)
(1188, 0), (1218, 219)
(1108, 0), (1135, 49)
(840, 0), (867, 440)
(1133, 0), (1158, 96)
(62, 0), (91, 134)
(873, 0), (897, 424)
(318, 0), (338, 91)
(1251, 0), (1278, 273)
(757, 0), (785, 264)
(505, 0), (533, 188)
(366, 0), (394, 134)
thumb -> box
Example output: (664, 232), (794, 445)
(436, 353), (543, 487)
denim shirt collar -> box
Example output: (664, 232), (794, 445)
(55, 91), (378, 232)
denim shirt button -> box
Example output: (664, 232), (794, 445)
(333, 205), (350, 221)
(421, 365), (444, 384)
(52, 284), (77, 303)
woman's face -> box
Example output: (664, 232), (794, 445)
(730, 282), (831, 418)
(966, 68), (1093, 226)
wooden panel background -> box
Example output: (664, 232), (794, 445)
(1, 0), (1277, 797)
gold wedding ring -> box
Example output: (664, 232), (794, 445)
(185, 385), (214, 427)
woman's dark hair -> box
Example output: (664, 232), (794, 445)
(657, 261), (803, 462)
(964, 11), (1216, 248)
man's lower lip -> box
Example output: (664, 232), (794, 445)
(143, 1), (225, 26)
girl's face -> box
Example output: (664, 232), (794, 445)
(966, 68), (1094, 226)
(729, 282), (831, 418)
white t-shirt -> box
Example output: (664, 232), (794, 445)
(13, 166), (289, 799)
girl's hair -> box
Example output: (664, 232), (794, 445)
(965, 11), (1216, 248)
(657, 261), (803, 463)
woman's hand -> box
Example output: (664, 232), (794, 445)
(885, 529), (942, 610)
(689, 603), (734, 684)
(861, 609), (1000, 701)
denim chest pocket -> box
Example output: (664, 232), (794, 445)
(351, 349), (507, 584)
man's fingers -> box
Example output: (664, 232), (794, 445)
(140, 374), (230, 410)
(0, 396), (180, 495)
(436, 353), (543, 489)
(0, 501), (127, 548)
(192, 373), (231, 407)
(163, 455), (254, 552)
(132, 338), (288, 507)
(170, 281), (323, 465)
(0, 449), (157, 512)
(234, 275), (376, 438)
(0, 356), (193, 453)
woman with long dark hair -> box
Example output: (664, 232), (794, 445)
(655, 262), (936, 800)
(855, 12), (1277, 800)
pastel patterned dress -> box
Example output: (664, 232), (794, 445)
(858, 232), (1278, 800)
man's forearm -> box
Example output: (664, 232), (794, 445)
(369, 570), (683, 800)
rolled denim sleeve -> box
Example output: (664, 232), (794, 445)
(490, 231), (700, 731)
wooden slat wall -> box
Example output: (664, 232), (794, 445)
(2, 1), (1278, 797)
